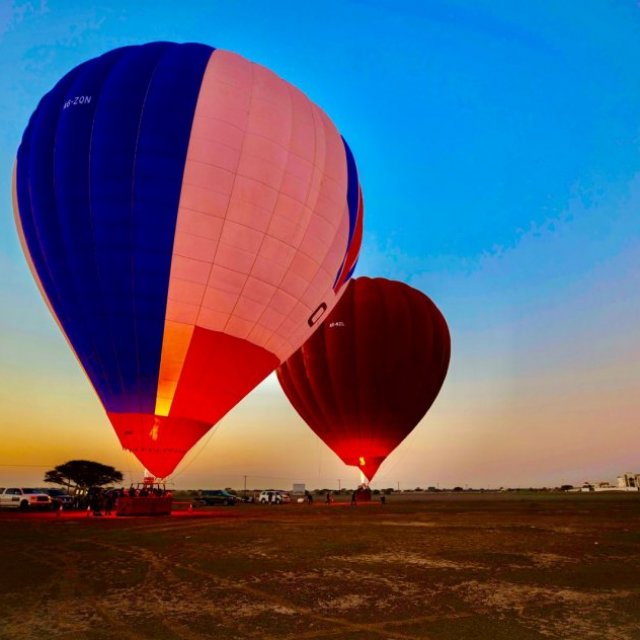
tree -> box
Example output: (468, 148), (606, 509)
(44, 460), (123, 491)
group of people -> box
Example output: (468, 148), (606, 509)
(124, 485), (170, 498)
(86, 485), (172, 516)
(86, 486), (117, 516)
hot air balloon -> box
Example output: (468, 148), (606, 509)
(13, 42), (363, 477)
(277, 277), (449, 481)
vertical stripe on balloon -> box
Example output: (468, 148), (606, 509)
(15, 42), (213, 415)
(155, 49), (352, 417)
(332, 138), (363, 292)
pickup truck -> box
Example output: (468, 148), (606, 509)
(0, 487), (53, 510)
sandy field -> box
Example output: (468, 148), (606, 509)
(1, 492), (639, 640)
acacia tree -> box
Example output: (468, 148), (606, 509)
(44, 460), (123, 491)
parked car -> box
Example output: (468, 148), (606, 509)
(0, 487), (53, 510)
(197, 490), (239, 506)
(258, 490), (291, 504)
(42, 488), (74, 509)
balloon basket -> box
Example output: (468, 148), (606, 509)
(116, 495), (172, 516)
(116, 481), (173, 516)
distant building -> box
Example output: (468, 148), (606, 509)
(617, 473), (640, 490)
(292, 483), (306, 495)
(577, 474), (640, 492)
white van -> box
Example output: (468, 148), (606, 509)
(258, 490), (291, 504)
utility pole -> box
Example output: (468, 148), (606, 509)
(338, 479), (341, 491)
(243, 475), (247, 496)
(397, 481), (400, 492)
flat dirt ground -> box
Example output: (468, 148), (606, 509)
(1, 492), (639, 640)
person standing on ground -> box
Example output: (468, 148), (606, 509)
(104, 491), (114, 516)
(90, 487), (103, 517)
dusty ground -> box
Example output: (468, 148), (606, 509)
(1, 492), (639, 640)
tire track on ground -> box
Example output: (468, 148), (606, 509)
(87, 538), (445, 640)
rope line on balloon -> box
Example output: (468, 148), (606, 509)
(168, 419), (227, 480)
(374, 439), (412, 479)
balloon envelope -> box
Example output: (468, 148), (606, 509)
(277, 277), (450, 481)
(13, 42), (363, 477)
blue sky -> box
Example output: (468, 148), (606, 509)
(1, 1), (639, 489)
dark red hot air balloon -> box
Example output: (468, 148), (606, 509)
(277, 277), (450, 481)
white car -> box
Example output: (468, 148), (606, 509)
(0, 487), (53, 510)
(258, 490), (291, 504)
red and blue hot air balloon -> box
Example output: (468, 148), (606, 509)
(13, 42), (363, 477)
(277, 278), (450, 482)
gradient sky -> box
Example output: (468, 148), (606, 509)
(1, 0), (639, 490)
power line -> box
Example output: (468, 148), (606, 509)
(0, 464), (55, 468)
